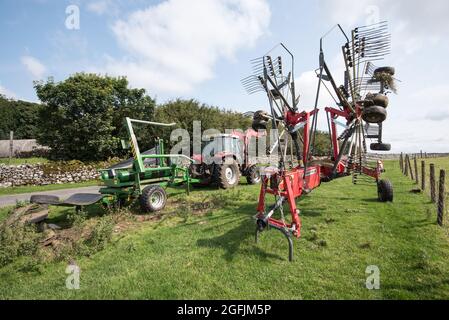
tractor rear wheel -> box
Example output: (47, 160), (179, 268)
(377, 179), (393, 202)
(214, 161), (240, 189)
(140, 185), (167, 213)
(246, 165), (261, 185)
(362, 106), (387, 124)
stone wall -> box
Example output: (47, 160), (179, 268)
(0, 163), (99, 188)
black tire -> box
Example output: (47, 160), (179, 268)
(377, 179), (393, 202)
(362, 105), (387, 123)
(246, 165), (261, 185)
(370, 143), (391, 151)
(253, 110), (270, 121)
(270, 175), (280, 189)
(374, 66), (395, 76)
(214, 161), (240, 189)
(140, 185), (167, 213)
(365, 93), (389, 108)
(252, 120), (267, 131)
(373, 94), (389, 108)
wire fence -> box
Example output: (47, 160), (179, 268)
(399, 153), (448, 227)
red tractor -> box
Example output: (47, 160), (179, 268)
(189, 129), (266, 189)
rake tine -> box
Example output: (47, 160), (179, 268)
(355, 28), (389, 37)
(359, 41), (391, 48)
(246, 88), (264, 95)
(243, 81), (263, 88)
(358, 47), (391, 54)
(361, 37), (391, 45)
(356, 37), (391, 46)
(241, 77), (258, 85)
(355, 35), (390, 43)
(363, 51), (391, 58)
(360, 31), (391, 38)
(354, 21), (388, 31)
(242, 81), (261, 88)
(244, 87), (262, 94)
(250, 56), (264, 63)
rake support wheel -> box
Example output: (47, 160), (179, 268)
(362, 105), (387, 124)
(370, 143), (391, 151)
(377, 179), (393, 202)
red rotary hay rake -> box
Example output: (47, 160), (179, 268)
(242, 22), (397, 261)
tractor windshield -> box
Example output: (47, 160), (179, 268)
(202, 136), (242, 159)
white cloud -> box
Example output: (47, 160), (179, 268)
(105, 0), (271, 94)
(0, 84), (16, 99)
(21, 55), (47, 79)
(319, 0), (449, 55)
(87, 0), (113, 15)
(409, 85), (449, 122)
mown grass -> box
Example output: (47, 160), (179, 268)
(0, 180), (99, 196)
(1, 160), (449, 299)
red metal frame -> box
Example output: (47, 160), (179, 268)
(255, 105), (385, 260)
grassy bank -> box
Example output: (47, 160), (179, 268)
(1, 160), (448, 299)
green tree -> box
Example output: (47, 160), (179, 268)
(154, 98), (252, 146)
(0, 96), (41, 140)
(34, 73), (155, 161)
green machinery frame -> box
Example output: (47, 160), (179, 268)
(98, 117), (200, 207)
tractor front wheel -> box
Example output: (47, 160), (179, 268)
(377, 179), (393, 202)
(140, 185), (167, 213)
(246, 165), (261, 185)
(214, 161), (240, 189)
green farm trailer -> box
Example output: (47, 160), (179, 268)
(31, 117), (200, 212)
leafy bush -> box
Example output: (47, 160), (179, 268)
(0, 223), (42, 267)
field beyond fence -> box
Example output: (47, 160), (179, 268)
(399, 154), (448, 227)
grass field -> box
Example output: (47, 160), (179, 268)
(422, 157), (449, 191)
(0, 157), (48, 165)
(1, 160), (449, 299)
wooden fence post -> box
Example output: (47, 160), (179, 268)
(420, 150), (423, 158)
(421, 161), (426, 190)
(9, 131), (14, 164)
(437, 170), (446, 226)
(400, 153), (404, 173)
(408, 156), (415, 180)
(430, 164), (436, 203)
(405, 155), (409, 176)
(414, 157), (418, 184)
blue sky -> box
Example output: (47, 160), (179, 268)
(1, 0), (449, 152)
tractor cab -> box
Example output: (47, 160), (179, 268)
(201, 134), (243, 165)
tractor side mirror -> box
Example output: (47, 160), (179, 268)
(121, 139), (131, 150)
